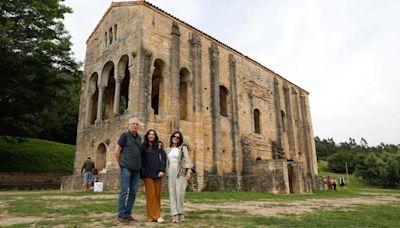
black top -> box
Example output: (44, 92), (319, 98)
(141, 145), (166, 179)
(117, 131), (142, 171)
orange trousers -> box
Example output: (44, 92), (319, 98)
(143, 178), (162, 221)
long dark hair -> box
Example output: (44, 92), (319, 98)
(169, 131), (183, 147)
(143, 129), (160, 150)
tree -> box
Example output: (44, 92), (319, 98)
(315, 137), (337, 160)
(384, 159), (400, 187)
(355, 153), (387, 184)
(360, 138), (368, 148)
(0, 0), (79, 141)
(327, 150), (357, 173)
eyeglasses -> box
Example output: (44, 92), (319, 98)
(172, 135), (180, 139)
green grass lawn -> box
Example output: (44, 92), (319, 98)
(0, 188), (399, 227)
(0, 136), (75, 172)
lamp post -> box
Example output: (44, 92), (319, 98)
(345, 162), (349, 186)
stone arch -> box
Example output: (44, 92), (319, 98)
(118, 55), (130, 114)
(220, 85), (229, 117)
(88, 73), (99, 125)
(101, 61), (115, 120)
(254, 108), (261, 134)
(179, 68), (191, 120)
(151, 59), (165, 115)
(96, 143), (107, 171)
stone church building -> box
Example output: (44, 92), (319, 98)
(62, 1), (319, 194)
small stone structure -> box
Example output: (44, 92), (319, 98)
(61, 1), (319, 194)
(0, 172), (69, 190)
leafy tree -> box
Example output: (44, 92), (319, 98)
(384, 159), (400, 187)
(0, 0), (79, 142)
(355, 153), (387, 184)
(327, 150), (357, 173)
(315, 137), (337, 160)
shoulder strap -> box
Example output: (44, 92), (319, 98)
(180, 144), (187, 160)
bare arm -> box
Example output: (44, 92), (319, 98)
(114, 144), (122, 165)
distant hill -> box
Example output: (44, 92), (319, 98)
(0, 136), (75, 172)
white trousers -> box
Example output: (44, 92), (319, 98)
(168, 163), (188, 216)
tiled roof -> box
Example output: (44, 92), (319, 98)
(86, 0), (308, 94)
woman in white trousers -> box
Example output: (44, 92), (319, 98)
(165, 131), (193, 223)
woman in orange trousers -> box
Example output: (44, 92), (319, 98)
(141, 129), (167, 223)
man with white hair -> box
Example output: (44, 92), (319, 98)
(114, 117), (142, 223)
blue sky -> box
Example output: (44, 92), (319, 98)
(64, 0), (400, 146)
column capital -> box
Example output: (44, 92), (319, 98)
(192, 33), (201, 46)
(171, 21), (181, 36)
(229, 54), (236, 64)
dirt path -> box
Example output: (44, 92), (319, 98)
(184, 194), (400, 217)
(1, 192), (399, 226)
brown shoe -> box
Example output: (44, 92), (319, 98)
(117, 216), (128, 223)
(125, 215), (138, 222)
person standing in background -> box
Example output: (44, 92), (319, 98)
(81, 157), (95, 191)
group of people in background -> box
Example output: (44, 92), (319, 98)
(114, 117), (194, 224)
(324, 176), (346, 191)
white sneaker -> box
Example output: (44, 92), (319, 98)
(172, 215), (179, 223)
(156, 217), (164, 223)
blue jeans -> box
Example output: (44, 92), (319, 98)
(83, 172), (92, 183)
(118, 167), (140, 217)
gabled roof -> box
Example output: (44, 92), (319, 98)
(87, 0), (309, 94)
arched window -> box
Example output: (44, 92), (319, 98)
(96, 143), (107, 171)
(254, 109), (261, 134)
(151, 59), (165, 115)
(101, 61), (115, 120)
(179, 68), (190, 120)
(89, 73), (98, 124)
(281, 110), (286, 132)
(220, 86), (228, 117)
(114, 24), (118, 41)
(104, 32), (108, 47)
(118, 55), (130, 114)
(108, 28), (113, 45)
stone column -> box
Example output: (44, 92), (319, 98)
(229, 54), (242, 189)
(209, 42), (222, 175)
(291, 88), (303, 161)
(300, 92), (312, 175)
(283, 84), (296, 158)
(190, 33), (204, 190)
(127, 52), (137, 114)
(141, 49), (153, 130)
(192, 34), (203, 113)
(95, 86), (105, 124)
(112, 74), (122, 117)
(169, 21), (181, 131)
(273, 78), (284, 159)
(84, 92), (94, 127)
